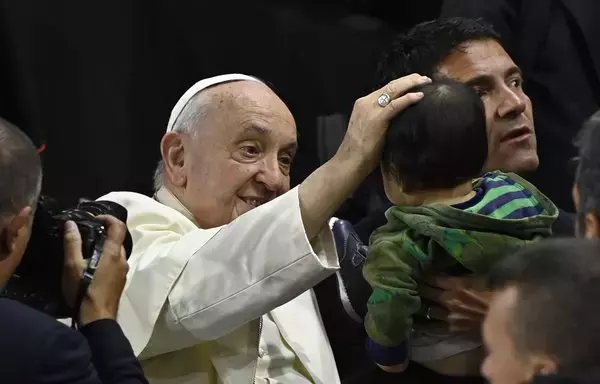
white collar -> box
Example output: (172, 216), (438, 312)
(154, 186), (199, 226)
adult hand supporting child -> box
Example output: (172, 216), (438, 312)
(419, 274), (492, 332)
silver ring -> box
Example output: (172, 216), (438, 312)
(377, 93), (391, 107)
(426, 307), (432, 321)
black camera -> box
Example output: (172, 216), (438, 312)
(1, 196), (133, 318)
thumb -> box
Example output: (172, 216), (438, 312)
(63, 221), (84, 270)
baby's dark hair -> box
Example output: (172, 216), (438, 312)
(381, 78), (487, 192)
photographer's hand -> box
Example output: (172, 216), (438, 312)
(62, 215), (129, 326)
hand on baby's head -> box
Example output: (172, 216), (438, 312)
(381, 78), (488, 205)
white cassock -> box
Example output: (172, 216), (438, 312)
(98, 186), (341, 384)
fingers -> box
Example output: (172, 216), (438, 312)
(420, 285), (490, 314)
(428, 305), (449, 321)
(63, 221), (85, 272)
(458, 289), (492, 311)
(448, 317), (482, 333)
(448, 302), (487, 318)
(94, 215), (128, 269)
(374, 73), (431, 100)
(423, 274), (470, 291)
(96, 214), (127, 245)
(62, 221), (85, 309)
(119, 246), (129, 274)
(421, 304), (483, 333)
(384, 92), (424, 118)
(419, 285), (445, 304)
(423, 300), (482, 321)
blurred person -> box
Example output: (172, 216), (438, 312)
(483, 238), (600, 384)
(573, 110), (600, 238)
(363, 79), (556, 379)
(0, 117), (148, 383)
(99, 73), (431, 383)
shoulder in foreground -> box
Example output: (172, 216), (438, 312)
(98, 191), (157, 208)
(97, 190), (200, 235)
(0, 298), (71, 342)
(98, 190), (179, 220)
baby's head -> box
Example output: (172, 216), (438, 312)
(381, 78), (487, 205)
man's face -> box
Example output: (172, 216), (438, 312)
(482, 287), (538, 384)
(176, 81), (297, 228)
(438, 40), (538, 174)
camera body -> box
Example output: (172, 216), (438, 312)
(1, 197), (133, 318)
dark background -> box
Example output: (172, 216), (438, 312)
(0, 0), (441, 206)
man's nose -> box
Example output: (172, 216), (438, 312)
(497, 88), (526, 119)
(255, 157), (286, 192)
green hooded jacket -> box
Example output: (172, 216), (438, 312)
(363, 172), (558, 348)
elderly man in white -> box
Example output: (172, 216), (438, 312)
(99, 73), (430, 383)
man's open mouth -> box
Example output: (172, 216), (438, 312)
(501, 126), (532, 143)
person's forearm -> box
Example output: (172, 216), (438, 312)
(299, 152), (371, 240)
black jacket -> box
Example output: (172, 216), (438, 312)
(0, 297), (148, 384)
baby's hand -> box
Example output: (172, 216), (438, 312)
(377, 360), (409, 373)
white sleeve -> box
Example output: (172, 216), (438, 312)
(104, 187), (338, 357)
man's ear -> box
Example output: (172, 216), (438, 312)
(160, 132), (186, 188)
(524, 355), (559, 382)
(583, 211), (600, 239)
(0, 206), (33, 259)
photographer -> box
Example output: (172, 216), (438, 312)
(0, 118), (148, 384)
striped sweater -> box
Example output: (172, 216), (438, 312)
(363, 171), (558, 365)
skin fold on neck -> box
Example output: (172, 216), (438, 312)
(398, 181), (476, 207)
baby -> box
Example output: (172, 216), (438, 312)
(363, 78), (558, 377)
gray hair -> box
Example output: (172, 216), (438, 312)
(0, 118), (42, 224)
(153, 91), (213, 191)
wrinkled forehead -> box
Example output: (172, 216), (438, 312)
(203, 82), (297, 143)
(436, 39), (517, 83)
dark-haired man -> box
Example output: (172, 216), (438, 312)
(483, 238), (600, 384)
(337, 16), (575, 325)
(441, 0), (600, 213)
(356, 17), (573, 243)
(330, 17), (575, 383)
(0, 117), (148, 383)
